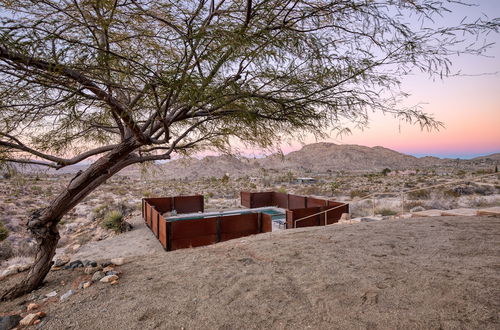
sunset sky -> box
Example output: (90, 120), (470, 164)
(278, 1), (500, 159)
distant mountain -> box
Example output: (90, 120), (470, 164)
(471, 153), (500, 161)
(256, 143), (447, 172)
(150, 143), (454, 179)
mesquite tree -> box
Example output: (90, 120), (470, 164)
(0, 0), (498, 299)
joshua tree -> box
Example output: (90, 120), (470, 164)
(0, 0), (498, 299)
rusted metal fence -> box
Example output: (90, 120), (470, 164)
(142, 195), (272, 251)
(240, 191), (349, 229)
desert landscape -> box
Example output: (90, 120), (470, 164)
(1, 0), (499, 328)
(0, 143), (499, 328)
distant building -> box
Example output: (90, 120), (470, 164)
(295, 177), (316, 184)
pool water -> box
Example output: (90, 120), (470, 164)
(166, 207), (285, 222)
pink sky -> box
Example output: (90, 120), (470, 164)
(277, 3), (500, 159)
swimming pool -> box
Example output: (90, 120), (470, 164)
(165, 207), (285, 222)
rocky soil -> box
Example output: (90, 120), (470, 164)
(1, 215), (499, 329)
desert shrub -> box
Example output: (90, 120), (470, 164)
(0, 241), (13, 261)
(277, 186), (287, 193)
(407, 189), (430, 200)
(0, 221), (8, 241)
(14, 240), (37, 257)
(405, 201), (424, 210)
(101, 210), (124, 233)
(473, 184), (495, 196)
(443, 189), (461, 198)
(350, 189), (367, 199)
(375, 208), (398, 216)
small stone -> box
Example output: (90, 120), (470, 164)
(83, 281), (92, 289)
(34, 319), (41, 325)
(51, 266), (62, 271)
(53, 255), (70, 267)
(27, 303), (39, 311)
(82, 260), (91, 267)
(110, 257), (126, 266)
(60, 290), (75, 301)
(340, 213), (351, 220)
(105, 270), (120, 276)
(89, 261), (98, 267)
(110, 280), (119, 285)
(45, 291), (57, 298)
(410, 206), (425, 212)
(19, 313), (39, 326)
(69, 260), (83, 269)
(100, 261), (112, 268)
(84, 266), (100, 275)
(36, 311), (46, 318)
(100, 275), (119, 283)
(102, 266), (114, 273)
(0, 315), (22, 330)
(92, 271), (105, 282)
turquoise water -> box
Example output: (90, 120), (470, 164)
(167, 208), (285, 222)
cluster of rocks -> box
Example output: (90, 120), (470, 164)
(0, 257), (128, 329)
(52, 256), (126, 288)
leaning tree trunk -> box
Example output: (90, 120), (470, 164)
(1, 213), (60, 300)
(1, 139), (140, 300)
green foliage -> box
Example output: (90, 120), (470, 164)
(381, 168), (391, 176)
(0, 221), (9, 241)
(101, 210), (124, 233)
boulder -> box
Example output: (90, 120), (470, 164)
(27, 303), (39, 311)
(84, 266), (100, 275)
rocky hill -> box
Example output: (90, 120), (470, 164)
(152, 143), (458, 179)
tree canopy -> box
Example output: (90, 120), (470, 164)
(1, 0), (497, 168)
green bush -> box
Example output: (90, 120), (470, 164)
(101, 210), (124, 233)
(0, 222), (9, 241)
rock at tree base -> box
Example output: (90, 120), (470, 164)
(100, 274), (119, 283)
(19, 313), (39, 326)
(110, 257), (126, 266)
(92, 271), (105, 282)
(0, 315), (22, 330)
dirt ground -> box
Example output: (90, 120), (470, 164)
(1, 215), (499, 329)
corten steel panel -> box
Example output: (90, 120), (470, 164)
(145, 203), (152, 228)
(261, 213), (273, 233)
(171, 235), (217, 250)
(288, 194), (307, 209)
(173, 195), (204, 214)
(240, 191), (252, 208)
(250, 192), (273, 208)
(170, 217), (217, 240)
(306, 197), (328, 208)
(143, 202), (149, 226)
(325, 202), (349, 224)
(151, 208), (160, 237)
(158, 215), (168, 249)
(220, 213), (259, 234)
(272, 192), (288, 208)
(145, 197), (173, 213)
(287, 207), (321, 228)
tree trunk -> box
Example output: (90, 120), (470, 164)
(1, 218), (59, 300)
(1, 139), (140, 300)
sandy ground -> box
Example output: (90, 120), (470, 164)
(1, 215), (499, 329)
(69, 215), (164, 261)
